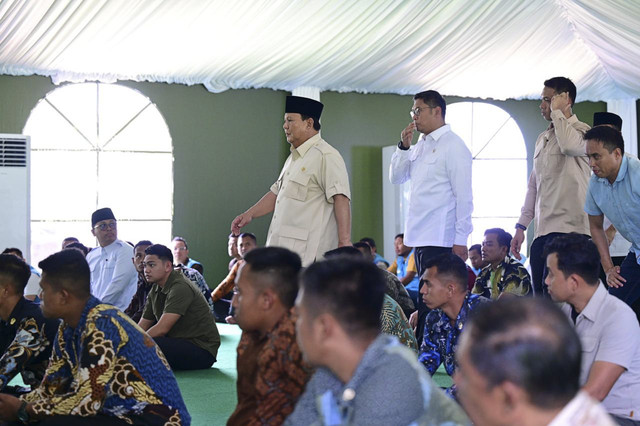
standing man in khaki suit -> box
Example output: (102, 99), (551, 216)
(511, 77), (591, 297)
(231, 96), (351, 265)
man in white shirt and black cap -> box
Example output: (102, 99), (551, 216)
(231, 96), (351, 266)
(86, 207), (138, 310)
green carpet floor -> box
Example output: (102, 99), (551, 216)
(175, 323), (453, 425)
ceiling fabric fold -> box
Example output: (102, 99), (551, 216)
(0, 0), (638, 101)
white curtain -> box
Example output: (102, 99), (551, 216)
(0, 0), (638, 101)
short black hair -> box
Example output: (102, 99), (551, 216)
(584, 125), (625, 155)
(134, 240), (153, 251)
(171, 236), (188, 249)
(423, 252), (468, 291)
(2, 247), (23, 258)
(484, 228), (512, 250)
(39, 249), (91, 298)
(469, 244), (481, 254)
(145, 244), (174, 264)
(324, 246), (363, 259)
(238, 232), (257, 243)
(300, 114), (321, 131)
(464, 297), (581, 409)
(0, 253), (31, 293)
(394, 233), (404, 240)
(414, 90), (447, 120)
(542, 234), (600, 286)
(544, 77), (577, 106)
(300, 258), (384, 337)
(353, 242), (372, 255)
(358, 237), (376, 248)
(243, 247), (302, 309)
(64, 242), (89, 256)
(228, 233), (238, 239)
(62, 237), (79, 244)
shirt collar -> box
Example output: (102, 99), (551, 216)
(423, 124), (451, 142)
(159, 270), (181, 295)
(291, 133), (321, 158)
(579, 282), (607, 322)
(101, 239), (123, 254)
(6, 297), (28, 325)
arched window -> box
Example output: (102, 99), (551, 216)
(446, 102), (527, 248)
(24, 83), (173, 264)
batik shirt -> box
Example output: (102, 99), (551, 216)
(23, 296), (190, 425)
(228, 313), (312, 425)
(472, 256), (531, 300)
(380, 295), (418, 353)
(419, 293), (488, 397)
(177, 265), (215, 315)
(0, 298), (59, 389)
(124, 274), (151, 323)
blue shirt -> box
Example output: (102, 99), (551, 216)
(419, 293), (488, 397)
(584, 154), (640, 264)
(397, 249), (420, 292)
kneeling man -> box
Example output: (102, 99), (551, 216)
(139, 244), (220, 370)
(0, 249), (190, 424)
(228, 247), (311, 425)
(286, 257), (468, 425)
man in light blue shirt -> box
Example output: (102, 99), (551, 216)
(584, 126), (640, 314)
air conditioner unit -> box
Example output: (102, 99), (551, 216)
(0, 134), (30, 263)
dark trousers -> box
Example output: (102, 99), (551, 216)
(413, 246), (452, 346)
(529, 233), (565, 297)
(154, 336), (215, 371)
(609, 252), (640, 321)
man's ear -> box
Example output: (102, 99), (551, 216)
(498, 381), (527, 420)
(164, 260), (173, 273)
(91, 228), (96, 237)
(260, 288), (277, 310)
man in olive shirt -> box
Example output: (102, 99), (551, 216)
(139, 244), (220, 370)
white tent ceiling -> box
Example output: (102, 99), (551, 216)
(0, 0), (638, 101)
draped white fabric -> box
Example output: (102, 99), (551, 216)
(0, 0), (638, 101)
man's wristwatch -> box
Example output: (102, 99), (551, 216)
(515, 223), (527, 231)
(397, 140), (410, 151)
(17, 401), (30, 423)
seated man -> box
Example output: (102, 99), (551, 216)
(387, 233), (421, 304)
(61, 237), (79, 249)
(419, 253), (488, 397)
(354, 241), (415, 318)
(325, 246), (418, 352)
(0, 249), (190, 424)
(455, 297), (615, 426)
(211, 233), (257, 322)
(2, 248), (41, 301)
(139, 244), (220, 370)
(124, 240), (153, 323)
(286, 257), (468, 425)
(171, 236), (204, 274)
(468, 244), (488, 276)
(227, 247), (311, 425)
(358, 237), (389, 268)
(228, 233), (242, 271)
(0, 255), (58, 394)
(544, 234), (640, 423)
(86, 207), (138, 310)
(472, 228), (531, 299)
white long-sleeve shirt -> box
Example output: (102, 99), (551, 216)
(86, 239), (137, 310)
(389, 124), (473, 248)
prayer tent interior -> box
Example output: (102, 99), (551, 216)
(1, 1), (639, 424)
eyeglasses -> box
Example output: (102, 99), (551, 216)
(410, 105), (436, 119)
(174, 247), (188, 251)
(94, 221), (117, 231)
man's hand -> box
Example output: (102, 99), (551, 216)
(338, 240), (352, 248)
(511, 228), (525, 260)
(0, 393), (21, 422)
(452, 245), (468, 261)
(231, 212), (253, 235)
(550, 92), (571, 118)
(409, 310), (419, 331)
(606, 266), (626, 288)
(400, 122), (416, 149)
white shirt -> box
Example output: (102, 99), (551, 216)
(389, 124), (473, 247)
(548, 391), (616, 426)
(24, 272), (41, 297)
(562, 283), (640, 420)
(86, 239), (138, 311)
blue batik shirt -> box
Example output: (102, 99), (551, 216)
(419, 293), (488, 397)
(584, 154), (640, 264)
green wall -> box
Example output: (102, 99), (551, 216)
(0, 74), (622, 284)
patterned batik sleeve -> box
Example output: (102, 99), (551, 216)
(0, 318), (50, 390)
(502, 264), (532, 297)
(418, 313), (442, 375)
(25, 316), (124, 417)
